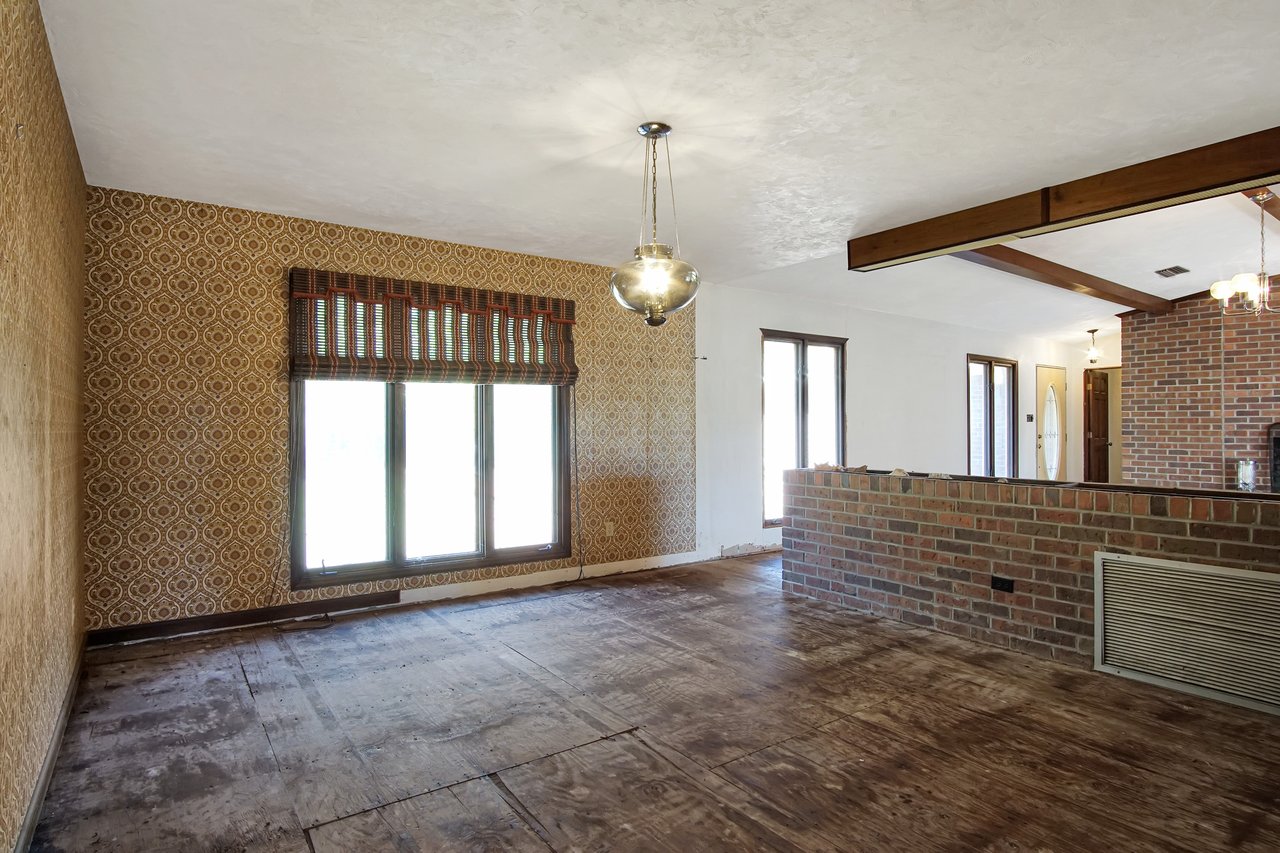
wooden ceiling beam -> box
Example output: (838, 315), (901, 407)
(953, 245), (1174, 314)
(848, 125), (1280, 271)
(843, 191), (1046, 272)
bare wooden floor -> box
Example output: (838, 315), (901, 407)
(34, 555), (1280, 852)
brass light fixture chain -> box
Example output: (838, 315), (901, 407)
(1258, 189), (1276, 312)
(1260, 192), (1267, 282)
(650, 135), (660, 244)
(637, 141), (648, 250)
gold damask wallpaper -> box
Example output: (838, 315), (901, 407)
(84, 187), (697, 630)
(1, 0), (86, 847)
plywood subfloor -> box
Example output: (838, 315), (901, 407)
(33, 554), (1280, 851)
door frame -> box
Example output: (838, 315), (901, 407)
(1035, 364), (1067, 481)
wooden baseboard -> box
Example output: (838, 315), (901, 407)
(85, 591), (400, 648)
(13, 638), (85, 853)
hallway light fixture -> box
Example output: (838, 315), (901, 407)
(1086, 329), (1100, 364)
(1210, 189), (1276, 315)
(609, 122), (700, 327)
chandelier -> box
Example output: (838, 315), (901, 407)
(609, 122), (699, 327)
(1210, 189), (1275, 315)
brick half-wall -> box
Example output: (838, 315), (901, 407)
(1122, 293), (1280, 491)
(782, 469), (1280, 668)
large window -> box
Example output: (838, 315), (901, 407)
(762, 330), (847, 525)
(967, 355), (1017, 477)
(286, 267), (579, 589)
(291, 379), (569, 588)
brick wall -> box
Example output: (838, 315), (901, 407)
(782, 470), (1280, 668)
(1122, 294), (1279, 491)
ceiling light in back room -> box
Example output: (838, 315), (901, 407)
(1210, 189), (1276, 316)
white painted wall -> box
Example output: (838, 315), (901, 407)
(694, 276), (1079, 556)
(1059, 329), (1123, 484)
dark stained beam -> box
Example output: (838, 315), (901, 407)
(849, 125), (1280, 270)
(845, 191), (1045, 273)
(1048, 129), (1280, 221)
(953, 245), (1174, 314)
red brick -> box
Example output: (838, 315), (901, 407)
(1011, 608), (1054, 628)
(782, 469), (1280, 672)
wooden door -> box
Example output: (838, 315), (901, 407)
(1035, 366), (1067, 480)
(1084, 369), (1111, 482)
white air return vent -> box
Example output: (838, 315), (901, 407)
(1095, 552), (1279, 715)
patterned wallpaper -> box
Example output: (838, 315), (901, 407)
(84, 188), (697, 630)
(0, 0), (86, 848)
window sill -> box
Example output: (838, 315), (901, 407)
(763, 519), (783, 529)
(290, 543), (572, 591)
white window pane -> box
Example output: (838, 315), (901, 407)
(968, 362), (989, 475)
(992, 364), (1012, 478)
(807, 345), (840, 467)
(303, 380), (387, 569)
(763, 340), (799, 520)
(493, 384), (556, 549)
(404, 383), (479, 559)
(1043, 384), (1061, 480)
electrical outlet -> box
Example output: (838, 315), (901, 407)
(991, 576), (1015, 593)
(605, 521), (615, 537)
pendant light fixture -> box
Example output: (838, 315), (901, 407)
(610, 122), (699, 327)
(1085, 329), (1101, 364)
(1210, 189), (1275, 315)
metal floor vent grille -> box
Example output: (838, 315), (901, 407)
(1096, 552), (1280, 715)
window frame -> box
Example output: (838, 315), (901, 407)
(288, 380), (572, 590)
(761, 329), (848, 527)
(966, 353), (1018, 478)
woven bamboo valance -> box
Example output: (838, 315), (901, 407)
(289, 268), (578, 385)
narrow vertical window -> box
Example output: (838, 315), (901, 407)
(762, 339), (800, 524)
(403, 382), (479, 559)
(492, 384), (556, 550)
(761, 330), (847, 526)
(967, 355), (1018, 477)
(301, 380), (389, 569)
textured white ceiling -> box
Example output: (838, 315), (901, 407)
(39, 0), (1280, 334)
(712, 251), (1133, 342)
(744, 191), (1280, 341)
(1016, 191), (1279, 299)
